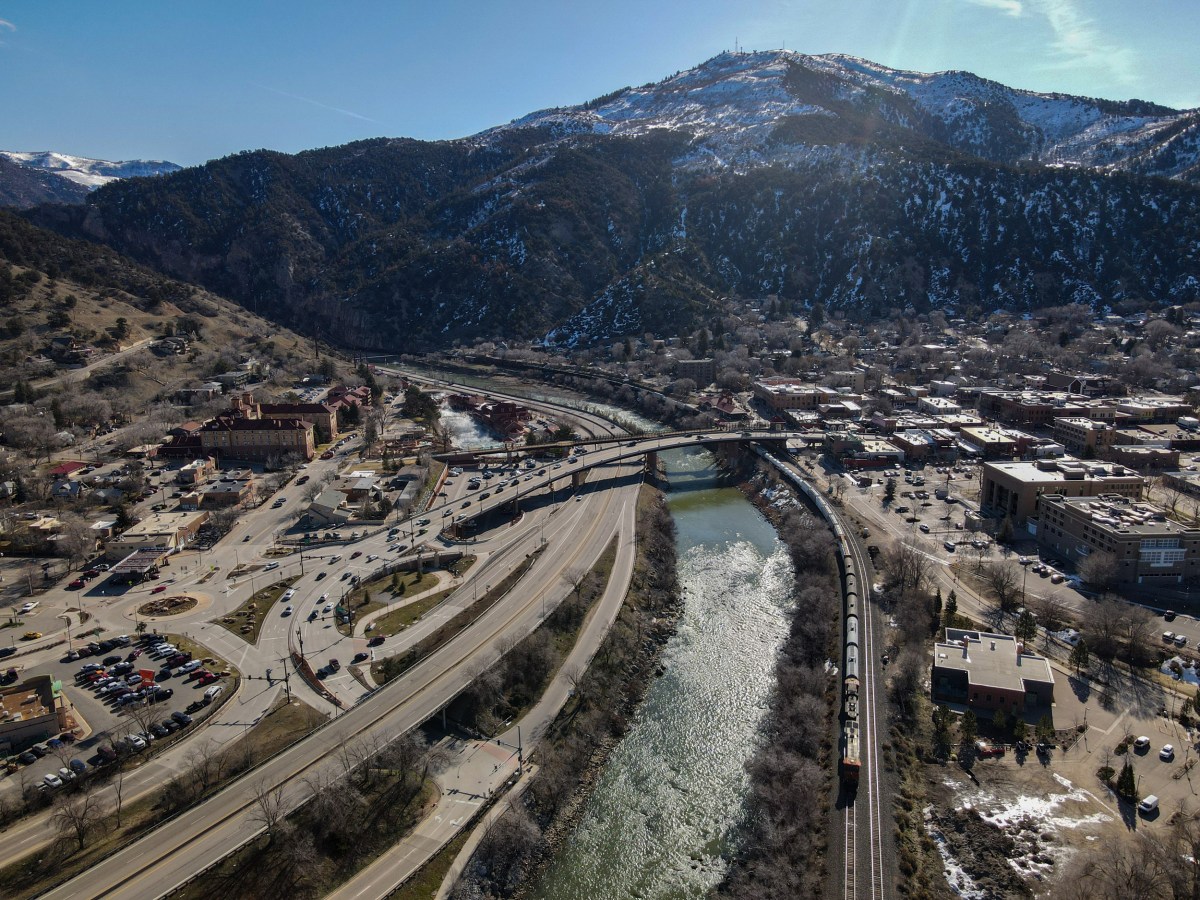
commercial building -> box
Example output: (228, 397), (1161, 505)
(752, 378), (838, 412)
(1036, 494), (1200, 585)
(931, 629), (1055, 716)
(0, 675), (70, 752)
(674, 357), (716, 386)
(979, 458), (1144, 525)
(199, 415), (314, 462)
(918, 396), (962, 416)
(104, 510), (209, 561)
(1053, 418), (1116, 455)
(180, 471), (255, 509)
(977, 390), (1115, 427)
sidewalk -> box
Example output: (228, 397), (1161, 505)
(325, 739), (526, 900)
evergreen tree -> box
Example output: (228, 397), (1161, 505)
(1069, 639), (1090, 673)
(960, 709), (978, 747)
(944, 591), (958, 626)
(992, 707), (1008, 735)
(1015, 609), (1037, 642)
(1116, 760), (1137, 799)
(1012, 718), (1028, 744)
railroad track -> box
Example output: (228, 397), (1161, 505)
(851, 530), (887, 900)
(844, 798), (857, 900)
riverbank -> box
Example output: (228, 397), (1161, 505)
(447, 481), (682, 899)
(711, 455), (843, 899)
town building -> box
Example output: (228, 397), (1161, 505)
(979, 458), (1144, 525)
(1053, 418), (1116, 455)
(931, 629), (1055, 716)
(176, 458), (218, 485)
(198, 414), (314, 462)
(752, 378), (838, 412)
(0, 675), (70, 753)
(1035, 494), (1200, 585)
(977, 390), (1115, 427)
(104, 510), (209, 561)
(674, 357), (716, 386)
(917, 396), (961, 417)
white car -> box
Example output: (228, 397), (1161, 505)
(1161, 744), (1175, 761)
(126, 734), (147, 751)
(323, 603), (333, 614)
(43, 773), (64, 789)
(18, 601), (38, 614)
(264, 562), (280, 571)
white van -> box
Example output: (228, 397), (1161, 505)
(282, 589), (297, 602)
(203, 684), (224, 704)
(1138, 795), (1159, 815)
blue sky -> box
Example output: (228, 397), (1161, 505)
(1, 1), (1196, 166)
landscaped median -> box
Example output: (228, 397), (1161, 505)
(372, 548), (543, 685)
(335, 569), (444, 637)
(214, 577), (300, 643)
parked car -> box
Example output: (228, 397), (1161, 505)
(43, 773), (64, 789)
(68, 758), (88, 774)
(171, 711), (193, 726)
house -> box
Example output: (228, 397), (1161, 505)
(305, 489), (350, 526)
(931, 629), (1055, 716)
(48, 461), (87, 479)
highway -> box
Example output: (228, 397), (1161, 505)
(32, 396), (798, 898)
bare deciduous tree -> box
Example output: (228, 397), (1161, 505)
(250, 778), (288, 841)
(51, 782), (107, 852)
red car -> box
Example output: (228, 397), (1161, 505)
(150, 585), (167, 594)
(350, 551), (362, 559)
(196, 672), (218, 686)
(69, 579), (86, 590)
(320, 451), (334, 460)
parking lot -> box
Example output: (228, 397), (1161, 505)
(3, 632), (237, 799)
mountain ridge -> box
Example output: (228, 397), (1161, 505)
(22, 51), (1200, 349)
(0, 151), (181, 209)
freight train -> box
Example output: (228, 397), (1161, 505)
(753, 450), (863, 784)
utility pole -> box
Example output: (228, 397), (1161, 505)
(280, 655), (293, 704)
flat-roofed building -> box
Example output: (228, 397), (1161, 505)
(1107, 445), (1180, 473)
(959, 426), (1019, 459)
(1130, 424), (1200, 452)
(1053, 417), (1116, 455)
(104, 510), (209, 560)
(978, 390), (1115, 426)
(979, 458), (1144, 525)
(674, 357), (716, 386)
(918, 396), (961, 416)
(753, 378), (837, 411)
(931, 629), (1055, 716)
(1115, 396), (1194, 424)
(1037, 493), (1200, 585)
(0, 675), (69, 752)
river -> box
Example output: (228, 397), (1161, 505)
(528, 446), (795, 899)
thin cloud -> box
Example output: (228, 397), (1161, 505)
(254, 84), (379, 124)
(1029, 0), (1135, 82)
(0, 18), (16, 31)
(964, 0), (1023, 17)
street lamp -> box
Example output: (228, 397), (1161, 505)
(58, 614), (73, 652)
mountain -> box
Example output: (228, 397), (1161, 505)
(25, 51), (1200, 348)
(0, 151), (180, 208)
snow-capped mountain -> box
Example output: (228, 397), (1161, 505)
(494, 51), (1200, 180)
(24, 51), (1200, 349)
(1, 151), (181, 189)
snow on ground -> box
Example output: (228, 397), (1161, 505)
(1162, 655), (1200, 686)
(930, 771), (1112, 894)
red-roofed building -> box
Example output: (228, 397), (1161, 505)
(48, 460), (87, 478)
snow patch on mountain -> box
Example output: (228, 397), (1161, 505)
(0, 151), (181, 189)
